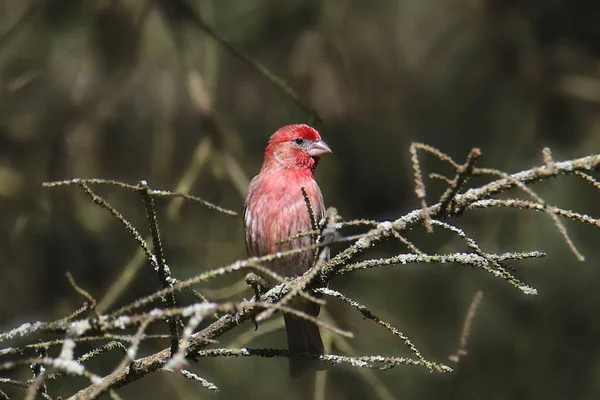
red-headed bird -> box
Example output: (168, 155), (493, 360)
(243, 124), (332, 377)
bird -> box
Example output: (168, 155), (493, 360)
(243, 124), (332, 377)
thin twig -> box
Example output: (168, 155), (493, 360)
(448, 291), (483, 363)
(317, 288), (435, 371)
(439, 148), (481, 214)
(66, 272), (100, 320)
(410, 143), (432, 232)
(193, 348), (452, 372)
(43, 178), (237, 215)
(138, 180), (180, 355)
(474, 167), (585, 260)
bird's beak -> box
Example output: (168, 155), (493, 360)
(307, 140), (332, 157)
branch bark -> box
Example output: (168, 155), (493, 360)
(69, 153), (600, 399)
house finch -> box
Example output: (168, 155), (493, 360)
(243, 124), (332, 377)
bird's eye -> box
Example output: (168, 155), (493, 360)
(293, 137), (304, 145)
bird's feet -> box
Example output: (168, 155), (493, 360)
(244, 273), (269, 330)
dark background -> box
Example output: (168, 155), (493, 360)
(1, 0), (599, 399)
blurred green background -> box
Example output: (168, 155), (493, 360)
(1, 0), (600, 399)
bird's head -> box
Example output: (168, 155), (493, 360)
(262, 124), (332, 172)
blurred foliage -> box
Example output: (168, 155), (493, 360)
(1, 0), (599, 399)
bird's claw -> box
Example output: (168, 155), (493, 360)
(244, 273), (271, 330)
(245, 272), (269, 300)
(230, 301), (258, 330)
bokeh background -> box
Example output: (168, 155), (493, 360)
(1, 0), (600, 399)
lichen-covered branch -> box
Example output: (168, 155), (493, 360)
(1, 150), (598, 399)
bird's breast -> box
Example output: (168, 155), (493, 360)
(243, 170), (324, 277)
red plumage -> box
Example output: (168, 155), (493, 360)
(243, 124), (331, 377)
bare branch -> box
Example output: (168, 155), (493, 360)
(448, 291), (484, 363)
(138, 180), (180, 354)
(2, 151), (596, 398)
(317, 288), (438, 371)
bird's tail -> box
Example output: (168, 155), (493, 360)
(284, 307), (325, 378)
